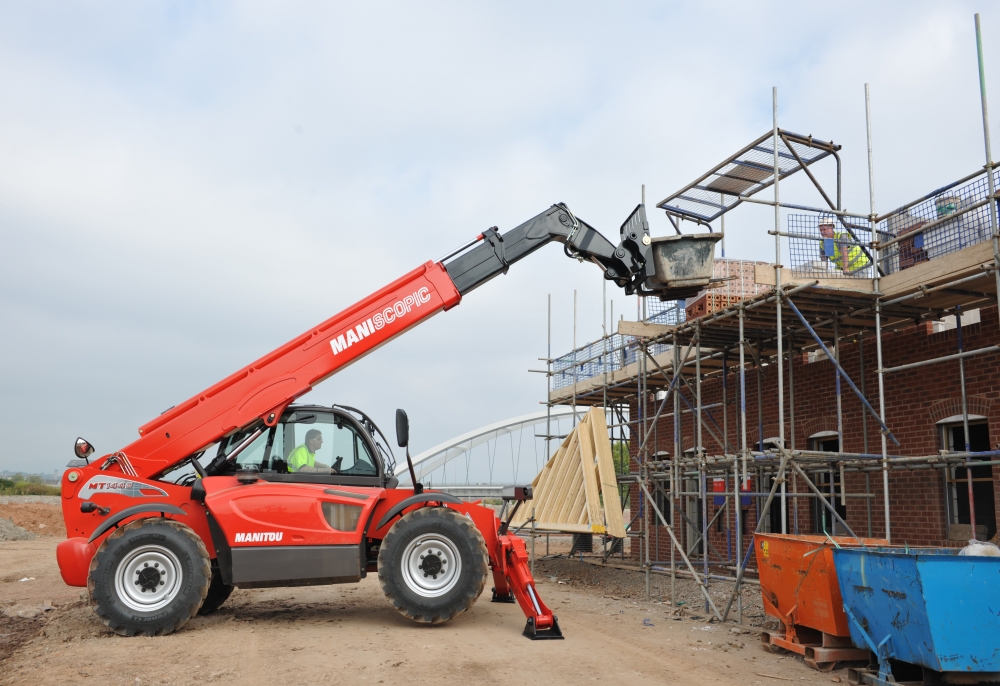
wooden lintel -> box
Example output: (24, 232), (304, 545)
(754, 263), (872, 293)
(618, 320), (673, 338)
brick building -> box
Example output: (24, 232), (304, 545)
(629, 304), (1000, 568)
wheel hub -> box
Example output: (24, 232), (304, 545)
(401, 534), (462, 598)
(419, 553), (443, 577)
(136, 564), (163, 592)
(115, 545), (183, 613)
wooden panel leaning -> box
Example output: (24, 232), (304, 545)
(509, 407), (626, 539)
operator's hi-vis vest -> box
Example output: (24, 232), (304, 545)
(287, 445), (316, 472)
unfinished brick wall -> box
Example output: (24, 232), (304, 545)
(627, 304), (1000, 563)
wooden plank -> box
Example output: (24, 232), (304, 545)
(879, 240), (995, 297)
(754, 263), (872, 293)
(590, 408), (627, 538)
(577, 416), (605, 533)
(510, 442), (564, 526)
(553, 445), (584, 525)
(540, 433), (579, 523)
(617, 320), (673, 338)
(532, 434), (574, 523)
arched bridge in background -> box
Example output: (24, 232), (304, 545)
(395, 407), (588, 498)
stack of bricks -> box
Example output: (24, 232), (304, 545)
(684, 259), (771, 320)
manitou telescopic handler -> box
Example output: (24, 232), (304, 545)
(57, 202), (709, 639)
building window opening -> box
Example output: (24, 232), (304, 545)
(942, 420), (996, 541)
(810, 432), (847, 534)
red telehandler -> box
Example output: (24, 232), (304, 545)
(57, 203), (670, 639)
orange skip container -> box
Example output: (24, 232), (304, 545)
(754, 533), (886, 670)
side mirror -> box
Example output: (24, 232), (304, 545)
(74, 437), (95, 461)
(395, 409), (409, 448)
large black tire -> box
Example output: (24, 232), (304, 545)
(88, 518), (211, 636)
(197, 567), (233, 615)
(377, 507), (488, 624)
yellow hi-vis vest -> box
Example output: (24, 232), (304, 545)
(829, 231), (870, 273)
(287, 445), (316, 472)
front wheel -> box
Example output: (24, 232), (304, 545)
(378, 507), (488, 624)
(88, 518), (211, 636)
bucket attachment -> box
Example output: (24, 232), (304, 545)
(523, 616), (564, 640)
(649, 233), (723, 289)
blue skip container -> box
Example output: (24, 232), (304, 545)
(832, 546), (1000, 677)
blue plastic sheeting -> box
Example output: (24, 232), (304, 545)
(833, 547), (1000, 674)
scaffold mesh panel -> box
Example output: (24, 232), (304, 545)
(788, 214), (874, 279)
(878, 170), (999, 275)
(551, 301), (681, 391)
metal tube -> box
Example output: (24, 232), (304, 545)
(874, 168), (985, 223)
(737, 307), (746, 623)
(530, 506), (536, 576)
(723, 351), (729, 453)
(697, 321), (707, 610)
(721, 449), (791, 622)
(785, 296), (898, 444)
(974, 14), (1000, 322)
(756, 340), (764, 453)
(859, 331), (872, 535)
(547, 294), (551, 461)
(672, 339), (680, 606)
(788, 331), (798, 533)
(881, 268), (997, 307)
(774, 90), (787, 535)
(867, 82), (891, 543)
(957, 306), (977, 540)
(834, 317), (845, 508)
(637, 480), (722, 621)
(880, 345), (1000, 375)
(738, 196), (867, 217)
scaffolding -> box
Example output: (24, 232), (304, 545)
(537, 17), (1000, 624)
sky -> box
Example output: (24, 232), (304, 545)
(2, 1), (999, 474)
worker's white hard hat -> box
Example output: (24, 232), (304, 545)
(818, 215), (835, 226)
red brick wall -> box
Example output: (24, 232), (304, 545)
(628, 304), (1000, 562)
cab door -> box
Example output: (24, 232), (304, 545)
(205, 477), (381, 587)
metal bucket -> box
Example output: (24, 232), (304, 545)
(649, 233), (723, 288)
(833, 546), (1000, 674)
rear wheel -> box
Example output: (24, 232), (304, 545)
(88, 518), (211, 636)
(378, 507), (488, 624)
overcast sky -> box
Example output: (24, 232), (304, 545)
(2, 2), (998, 475)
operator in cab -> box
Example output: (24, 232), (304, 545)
(287, 429), (336, 473)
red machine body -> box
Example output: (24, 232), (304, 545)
(58, 260), (558, 635)
(57, 203), (658, 638)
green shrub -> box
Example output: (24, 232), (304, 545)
(0, 479), (60, 496)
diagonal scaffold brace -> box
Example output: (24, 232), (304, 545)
(636, 479), (723, 622)
(720, 442), (871, 623)
(784, 296), (899, 446)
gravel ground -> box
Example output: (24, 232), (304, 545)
(0, 518), (36, 541)
(535, 555), (772, 627)
(0, 496), (61, 505)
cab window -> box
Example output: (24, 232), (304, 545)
(267, 410), (380, 482)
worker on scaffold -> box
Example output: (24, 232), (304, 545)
(818, 215), (870, 275)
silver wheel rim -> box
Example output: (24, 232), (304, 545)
(400, 534), (462, 598)
(114, 544), (184, 613)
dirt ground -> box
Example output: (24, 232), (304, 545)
(0, 503), (848, 686)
